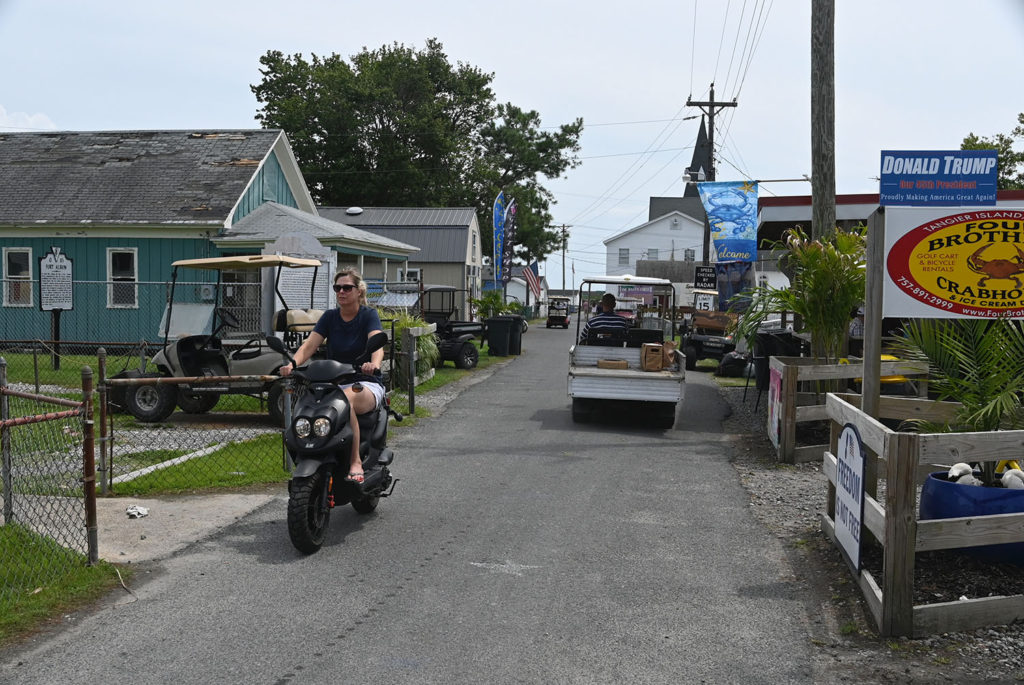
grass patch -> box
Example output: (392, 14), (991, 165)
(112, 433), (288, 496)
(0, 525), (127, 646)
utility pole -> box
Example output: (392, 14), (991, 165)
(687, 83), (737, 262)
(811, 0), (836, 241)
(557, 224), (571, 292)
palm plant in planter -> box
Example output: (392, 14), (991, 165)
(733, 224), (866, 362)
(888, 317), (1024, 486)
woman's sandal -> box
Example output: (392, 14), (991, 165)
(345, 472), (365, 484)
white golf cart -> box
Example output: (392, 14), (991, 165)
(125, 254), (323, 423)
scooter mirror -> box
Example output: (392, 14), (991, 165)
(266, 335), (287, 354)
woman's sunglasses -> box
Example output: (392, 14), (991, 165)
(333, 284), (358, 293)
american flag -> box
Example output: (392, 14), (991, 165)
(523, 261), (541, 298)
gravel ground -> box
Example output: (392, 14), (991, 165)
(718, 379), (1024, 683)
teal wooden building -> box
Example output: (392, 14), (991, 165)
(0, 130), (416, 345)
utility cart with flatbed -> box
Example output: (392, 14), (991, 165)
(567, 276), (685, 429)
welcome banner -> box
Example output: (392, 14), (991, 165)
(493, 191), (505, 282)
(697, 181), (758, 262)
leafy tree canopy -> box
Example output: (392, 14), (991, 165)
(960, 112), (1024, 190)
(252, 39), (583, 264)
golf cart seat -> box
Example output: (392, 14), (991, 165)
(273, 308), (318, 332)
(585, 327), (628, 347)
(273, 308), (323, 347)
(626, 328), (663, 347)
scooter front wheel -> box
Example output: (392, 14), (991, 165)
(287, 473), (331, 554)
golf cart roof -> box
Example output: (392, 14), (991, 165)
(579, 275), (673, 287)
(693, 288), (719, 296)
(171, 255), (322, 270)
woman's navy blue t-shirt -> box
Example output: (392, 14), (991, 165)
(313, 306), (383, 364)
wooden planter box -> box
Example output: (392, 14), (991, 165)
(767, 356), (928, 463)
(821, 392), (1024, 637)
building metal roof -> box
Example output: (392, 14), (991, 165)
(217, 202), (418, 256)
(0, 129), (285, 226)
(318, 206), (476, 262)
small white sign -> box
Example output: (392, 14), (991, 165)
(834, 423), (865, 573)
(39, 246), (73, 311)
(694, 293), (714, 311)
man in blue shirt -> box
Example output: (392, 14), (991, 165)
(579, 292), (631, 343)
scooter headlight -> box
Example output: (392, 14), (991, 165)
(294, 417), (311, 438)
(313, 417), (332, 437)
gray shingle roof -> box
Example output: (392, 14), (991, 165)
(318, 206), (477, 262)
(220, 202), (418, 255)
(318, 206), (476, 227)
(0, 129), (283, 226)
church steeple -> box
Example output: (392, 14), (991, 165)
(684, 115), (712, 198)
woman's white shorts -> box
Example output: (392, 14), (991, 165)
(338, 381), (384, 410)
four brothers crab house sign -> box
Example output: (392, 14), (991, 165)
(884, 207), (1024, 318)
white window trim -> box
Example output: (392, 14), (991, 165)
(618, 248), (629, 266)
(400, 267), (421, 283)
(107, 247), (139, 309)
(3, 247), (33, 308)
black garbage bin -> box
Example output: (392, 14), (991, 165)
(508, 315), (524, 355)
(485, 317), (514, 356)
(754, 329), (806, 391)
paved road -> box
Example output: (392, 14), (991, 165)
(2, 326), (818, 683)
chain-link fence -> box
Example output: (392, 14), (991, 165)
(1, 360), (94, 603)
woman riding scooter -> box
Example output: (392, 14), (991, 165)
(279, 267), (385, 484)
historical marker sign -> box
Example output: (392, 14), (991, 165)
(39, 247), (73, 311)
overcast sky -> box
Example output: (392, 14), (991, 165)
(2, 0), (1022, 287)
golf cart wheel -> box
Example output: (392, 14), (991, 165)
(351, 496), (380, 514)
(653, 404), (677, 430)
(268, 381), (287, 427)
(177, 389), (219, 414)
(683, 346), (697, 371)
(287, 473), (330, 554)
(127, 376), (176, 422)
(571, 398), (591, 423)
(454, 342), (479, 370)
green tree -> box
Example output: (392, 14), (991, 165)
(960, 112), (1024, 190)
(252, 39), (582, 263)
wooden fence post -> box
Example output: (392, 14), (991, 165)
(881, 429), (917, 636)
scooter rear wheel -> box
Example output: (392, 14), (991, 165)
(351, 496), (379, 514)
(287, 473), (331, 554)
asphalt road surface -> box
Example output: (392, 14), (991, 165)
(2, 326), (820, 684)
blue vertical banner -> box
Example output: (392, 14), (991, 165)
(492, 191), (505, 283)
(501, 198), (518, 285)
(697, 181), (758, 262)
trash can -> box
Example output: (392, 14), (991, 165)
(754, 329), (805, 391)
(508, 315), (524, 355)
(485, 317), (514, 356)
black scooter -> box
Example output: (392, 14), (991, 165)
(266, 333), (401, 553)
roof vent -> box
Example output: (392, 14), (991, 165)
(346, 207), (364, 215)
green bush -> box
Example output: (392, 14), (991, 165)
(380, 309), (439, 386)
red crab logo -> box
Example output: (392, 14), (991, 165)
(966, 244), (1024, 288)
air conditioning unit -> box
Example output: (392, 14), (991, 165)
(199, 284), (216, 301)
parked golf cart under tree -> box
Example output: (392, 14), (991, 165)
(416, 285), (484, 369)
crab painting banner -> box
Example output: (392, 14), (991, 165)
(884, 206), (1024, 318)
(697, 181), (758, 262)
